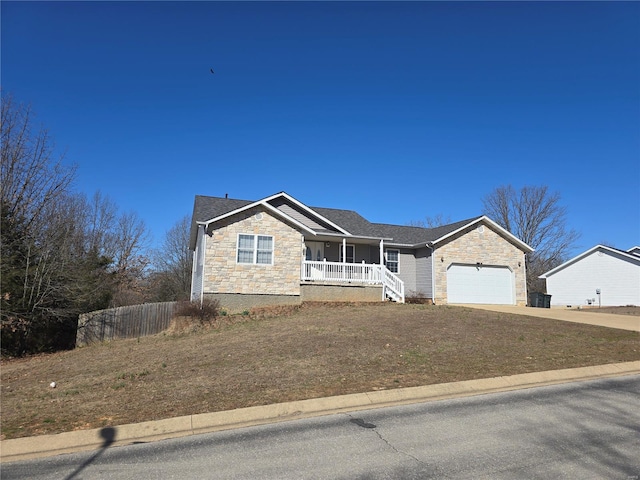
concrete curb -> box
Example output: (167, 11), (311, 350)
(2, 361), (639, 463)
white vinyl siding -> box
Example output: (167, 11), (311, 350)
(271, 202), (337, 232)
(237, 234), (274, 265)
(414, 247), (432, 298)
(190, 225), (206, 301)
(545, 249), (640, 307)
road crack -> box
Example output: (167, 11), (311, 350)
(346, 414), (429, 469)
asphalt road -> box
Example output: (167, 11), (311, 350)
(3, 375), (639, 479)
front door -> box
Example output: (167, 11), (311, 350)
(339, 244), (355, 263)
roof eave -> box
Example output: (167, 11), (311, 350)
(202, 197), (318, 236)
(317, 232), (394, 242)
(540, 244), (640, 278)
(431, 216), (534, 253)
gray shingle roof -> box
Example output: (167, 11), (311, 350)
(192, 195), (252, 223)
(189, 194), (483, 249)
(189, 195), (253, 249)
(370, 216), (483, 246)
(310, 207), (381, 237)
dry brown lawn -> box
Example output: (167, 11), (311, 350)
(1, 303), (639, 440)
(576, 306), (640, 316)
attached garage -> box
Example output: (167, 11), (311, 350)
(447, 264), (515, 304)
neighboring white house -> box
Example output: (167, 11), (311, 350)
(539, 245), (640, 307)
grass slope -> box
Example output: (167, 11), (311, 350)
(1, 303), (638, 440)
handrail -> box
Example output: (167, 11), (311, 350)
(301, 260), (381, 283)
(382, 266), (405, 303)
(301, 260), (404, 303)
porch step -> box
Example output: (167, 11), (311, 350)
(385, 287), (402, 303)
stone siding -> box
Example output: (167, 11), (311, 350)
(203, 207), (304, 296)
(433, 222), (527, 305)
(203, 293), (301, 314)
(301, 283), (383, 302)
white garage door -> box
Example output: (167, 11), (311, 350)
(447, 264), (514, 304)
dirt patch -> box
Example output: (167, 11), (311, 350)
(1, 303), (638, 440)
(576, 306), (640, 316)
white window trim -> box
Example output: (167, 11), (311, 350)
(236, 233), (274, 265)
(385, 248), (400, 273)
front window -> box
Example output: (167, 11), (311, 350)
(386, 249), (399, 273)
(237, 234), (273, 265)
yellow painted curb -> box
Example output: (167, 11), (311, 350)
(2, 361), (639, 463)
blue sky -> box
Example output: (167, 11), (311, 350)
(2, 1), (639, 254)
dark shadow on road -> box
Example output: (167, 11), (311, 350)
(63, 427), (116, 480)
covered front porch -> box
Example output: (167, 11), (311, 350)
(301, 236), (405, 303)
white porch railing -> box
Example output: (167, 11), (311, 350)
(301, 260), (405, 303)
(382, 266), (405, 303)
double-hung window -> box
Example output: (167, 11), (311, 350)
(385, 249), (399, 273)
(237, 234), (273, 265)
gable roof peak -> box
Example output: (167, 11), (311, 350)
(539, 243), (640, 278)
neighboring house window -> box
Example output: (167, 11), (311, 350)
(385, 249), (399, 273)
(237, 234), (273, 265)
(339, 244), (355, 263)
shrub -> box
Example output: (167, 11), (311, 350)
(405, 291), (432, 305)
(173, 299), (220, 323)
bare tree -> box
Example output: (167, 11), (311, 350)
(108, 211), (151, 306)
(84, 191), (118, 256)
(1, 93), (76, 229)
(482, 185), (580, 292)
(70, 192), (152, 307)
(0, 93), (149, 354)
(407, 213), (451, 228)
(150, 215), (192, 301)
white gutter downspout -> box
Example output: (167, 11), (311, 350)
(191, 224), (206, 305)
(426, 242), (435, 305)
(190, 249), (197, 301)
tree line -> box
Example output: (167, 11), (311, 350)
(1, 94), (191, 356)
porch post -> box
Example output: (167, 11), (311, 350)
(342, 238), (346, 280)
(301, 235), (305, 281)
(342, 238), (346, 263)
(380, 239), (385, 300)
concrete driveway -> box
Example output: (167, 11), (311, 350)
(459, 304), (640, 332)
